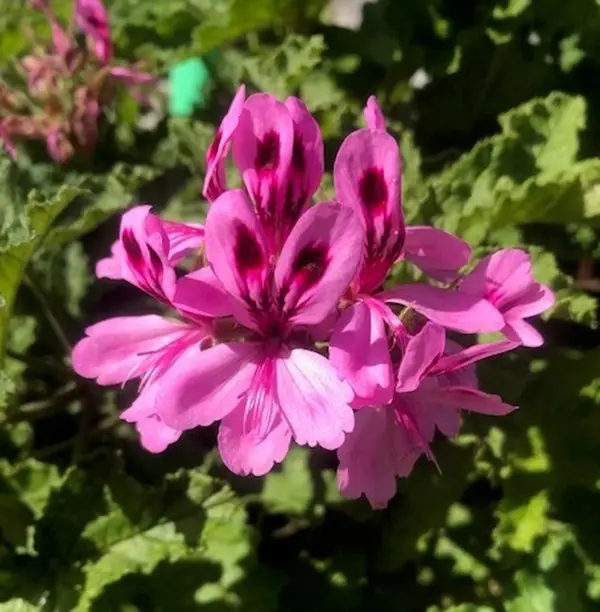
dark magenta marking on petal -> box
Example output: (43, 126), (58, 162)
(291, 132), (305, 172)
(234, 221), (264, 274)
(147, 245), (164, 283)
(255, 130), (280, 171)
(291, 243), (328, 288)
(122, 229), (144, 268)
(206, 128), (222, 164)
(359, 167), (388, 213)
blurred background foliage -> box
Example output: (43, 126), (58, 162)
(2, 0), (600, 610)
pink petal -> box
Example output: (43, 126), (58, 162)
(363, 96), (386, 131)
(160, 220), (204, 264)
(284, 97), (324, 219)
(403, 226), (471, 278)
(275, 348), (355, 450)
(337, 406), (421, 509)
(75, 0), (113, 63)
(333, 128), (403, 249)
(157, 342), (259, 430)
(72, 315), (190, 385)
(503, 318), (544, 347)
(108, 67), (157, 86)
(203, 86), (246, 202)
(173, 266), (233, 318)
(431, 339), (519, 376)
(274, 202), (364, 327)
(396, 323), (446, 393)
(460, 249), (533, 306)
(381, 284), (504, 334)
(218, 403), (292, 476)
(414, 386), (517, 416)
(232, 93), (294, 222)
(504, 283), (555, 319)
(204, 189), (269, 329)
(329, 301), (394, 407)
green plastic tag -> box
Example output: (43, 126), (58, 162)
(168, 57), (211, 117)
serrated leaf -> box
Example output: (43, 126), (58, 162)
(0, 185), (84, 366)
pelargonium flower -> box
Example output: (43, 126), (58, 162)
(2, 0), (155, 162)
(71, 87), (555, 509)
(337, 323), (518, 508)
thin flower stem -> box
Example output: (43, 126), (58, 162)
(24, 271), (72, 354)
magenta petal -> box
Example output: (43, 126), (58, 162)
(75, 0), (113, 63)
(158, 342), (259, 430)
(432, 339), (519, 375)
(403, 226), (471, 278)
(218, 404), (292, 476)
(203, 85), (246, 202)
(396, 323), (446, 393)
(285, 97), (324, 209)
(204, 189), (269, 328)
(232, 93), (294, 217)
(173, 266), (233, 318)
(414, 386), (517, 415)
(329, 302), (394, 406)
(381, 284), (504, 334)
(337, 406), (421, 509)
(503, 318), (544, 347)
(72, 315), (190, 385)
(363, 96), (386, 131)
(276, 348), (355, 450)
(275, 202), (364, 326)
(504, 283), (555, 319)
(161, 220), (204, 264)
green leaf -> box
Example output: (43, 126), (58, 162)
(0, 185), (84, 366)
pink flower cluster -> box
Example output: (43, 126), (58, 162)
(1, 0), (154, 162)
(72, 87), (555, 508)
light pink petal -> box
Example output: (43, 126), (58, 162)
(203, 85), (246, 202)
(503, 318), (545, 347)
(414, 386), (517, 416)
(329, 301), (393, 407)
(160, 220), (204, 264)
(95, 240), (123, 279)
(432, 339), (519, 375)
(72, 315), (190, 385)
(333, 128), (403, 247)
(396, 323), (445, 393)
(121, 384), (182, 453)
(232, 93), (294, 221)
(50, 19), (72, 57)
(284, 97), (324, 219)
(218, 403), (292, 476)
(204, 189), (270, 328)
(363, 96), (386, 131)
(460, 249), (532, 304)
(337, 406), (421, 509)
(75, 0), (113, 63)
(108, 67), (157, 85)
(274, 202), (364, 327)
(403, 226), (471, 278)
(157, 342), (259, 430)
(504, 283), (555, 319)
(276, 348), (355, 450)
(173, 266), (233, 318)
(381, 284), (504, 334)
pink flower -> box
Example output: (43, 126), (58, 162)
(330, 97), (505, 405)
(75, 0), (113, 64)
(156, 190), (364, 476)
(337, 323), (518, 508)
(458, 249), (555, 347)
(204, 91), (324, 252)
(72, 208), (211, 452)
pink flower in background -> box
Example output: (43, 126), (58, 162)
(75, 0), (113, 63)
(71, 88), (554, 505)
(156, 191), (363, 476)
(337, 323), (518, 508)
(458, 249), (555, 347)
